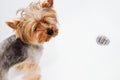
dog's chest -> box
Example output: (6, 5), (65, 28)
(27, 45), (43, 64)
(7, 45), (43, 80)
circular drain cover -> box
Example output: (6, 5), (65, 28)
(96, 36), (110, 45)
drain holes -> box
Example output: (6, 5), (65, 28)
(96, 36), (110, 46)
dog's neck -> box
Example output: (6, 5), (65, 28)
(16, 36), (44, 64)
(0, 35), (43, 70)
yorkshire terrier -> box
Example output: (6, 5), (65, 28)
(0, 0), (58, 80)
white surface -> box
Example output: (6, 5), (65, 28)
(0, 0), (120, 80)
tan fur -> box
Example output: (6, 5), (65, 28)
(16, 63), (34, 71)
(42, 0), (53, 8)
(6, 0), (58, 44)
(6, 0), (58, 80)
(23, 65), (40, 80)
(16, 62), (40, 80)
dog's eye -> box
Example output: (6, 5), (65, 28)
(43, 21), (47, 24)
(41, 20), (48, 24)
(33, 26), (37, 31)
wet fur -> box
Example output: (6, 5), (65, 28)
(0, 0), (58, 80)
(0, 35), (43, 80)
(6, 1), (58, 44)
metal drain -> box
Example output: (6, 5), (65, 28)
(96, 36), (110, 45)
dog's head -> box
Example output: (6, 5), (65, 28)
(6, 0), (58, 44)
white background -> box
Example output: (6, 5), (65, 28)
(0, 0), (120, 80)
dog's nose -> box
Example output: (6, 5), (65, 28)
(47, 28), (54, 35)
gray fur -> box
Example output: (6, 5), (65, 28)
(0, 35), (43, 80)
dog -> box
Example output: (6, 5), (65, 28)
(0, 0), (58, 80)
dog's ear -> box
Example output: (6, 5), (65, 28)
(6, 20), (20, 29)
(42, 0), (53, 8)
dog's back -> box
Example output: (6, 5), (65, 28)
(0, 35), (16, 80)
(0, 35), (28, 80)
